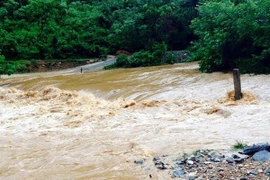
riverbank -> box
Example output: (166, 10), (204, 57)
(134, 143), (270, 179)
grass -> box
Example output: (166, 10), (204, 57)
(232, 140), (248, 150)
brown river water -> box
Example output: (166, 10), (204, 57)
(0, 62), (270, 179)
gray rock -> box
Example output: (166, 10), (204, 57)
(208, 151), (224, 159)
(176, 160), (185, 165)
(208, 151), (221, 157)
(265, 169), (270, 176)
(226, 157), (234, 163)
(195, 152), (205, 158)
(234, 158), (244, 163)
(188, 172), (197, 180)
(187, 160), (194, 165)
(232, 154), (241, 159)
(242, 143), (270, 155)
(252, 150), (270, 161)
(188, 155), (196, 161)
(155, 161), (168, 170)
(134, 160), (144, 165)
(172, 168), (186, 178)
(153, 156), (161, 161)
(211, 158), (221, 162)
(247, 170), (258, 176)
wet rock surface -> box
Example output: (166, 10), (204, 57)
(134, 143), (270, 179)
(242, 143), (270, 155)
(253, 150), (270, 161)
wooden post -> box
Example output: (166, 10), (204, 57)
(233, 68), (242, 100)
(80, 67), (83, 73)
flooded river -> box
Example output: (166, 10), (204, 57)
(0, 62), (270, 179)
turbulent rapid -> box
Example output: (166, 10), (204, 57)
(0, 62), (269, 179)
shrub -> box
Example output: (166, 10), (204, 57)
(116, 54), (129, 67)
(0, 55), (17, 76)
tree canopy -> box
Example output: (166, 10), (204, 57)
(190, 0), (270, 73)
(0, 0), (269, 74)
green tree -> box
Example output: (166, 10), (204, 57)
(190, 0), (270, 73)
(107, 0), (197, 52)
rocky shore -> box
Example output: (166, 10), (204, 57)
(135, 143), (270, 179)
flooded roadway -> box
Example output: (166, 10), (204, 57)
(0, 62), (269, 179)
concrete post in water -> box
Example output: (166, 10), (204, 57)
(233, 68), (242, 100)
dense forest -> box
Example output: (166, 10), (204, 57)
(0, 0), (269, 75)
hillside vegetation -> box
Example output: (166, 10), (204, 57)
(0, 0), (269, 75)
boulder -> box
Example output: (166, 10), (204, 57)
(252, 150), (270, 161)
(242, 143), (270, 155)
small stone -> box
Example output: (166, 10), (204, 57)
(172, 168), (186, 178)
(153, 156), (161, 161)
(265, 169), (270, 176)
(187, 160), (194, 165)
(188, 155), (196, 161)
(195, 152), (205, 158)
(247, 170), (258, 176)
(176, 160), (185, 165)
(212, 158), (221, 162)
(134, 160), (143, 165)
(232, 154), (241, 159)
(234, 158), (244, 163)
(188, 172), (197, 180)
(258, 169), (263, 173)
(204, 161), (212, 164)
(218, 168), (224, 172)
(226, 157), (234, 163)
(208, 151), (221, 157)
(239, 178), (248, 180)
(155, 161), (168, 170)
(252, 150), (270, 161)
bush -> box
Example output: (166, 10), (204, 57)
(15, 60), (32, 73)
(0, 55), (17, 76)
(129, 51), (153, 67)
(104, 42), (171, 69)
(116, 54), (129, 67)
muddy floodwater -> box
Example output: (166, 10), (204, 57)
(0, 62), (270, 179)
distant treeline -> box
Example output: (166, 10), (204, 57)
(0, 0), (269, 75)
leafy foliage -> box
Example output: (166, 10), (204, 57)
(105, 42), (175, 69)
(0, 55), (17, 76)
(0, 0), (269, 74)
(190, 0), (270, 73)
(0, 0), (109, 60)
(0, 0), (196, 62)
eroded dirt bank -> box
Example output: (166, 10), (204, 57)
(0, 62), (269, 179)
